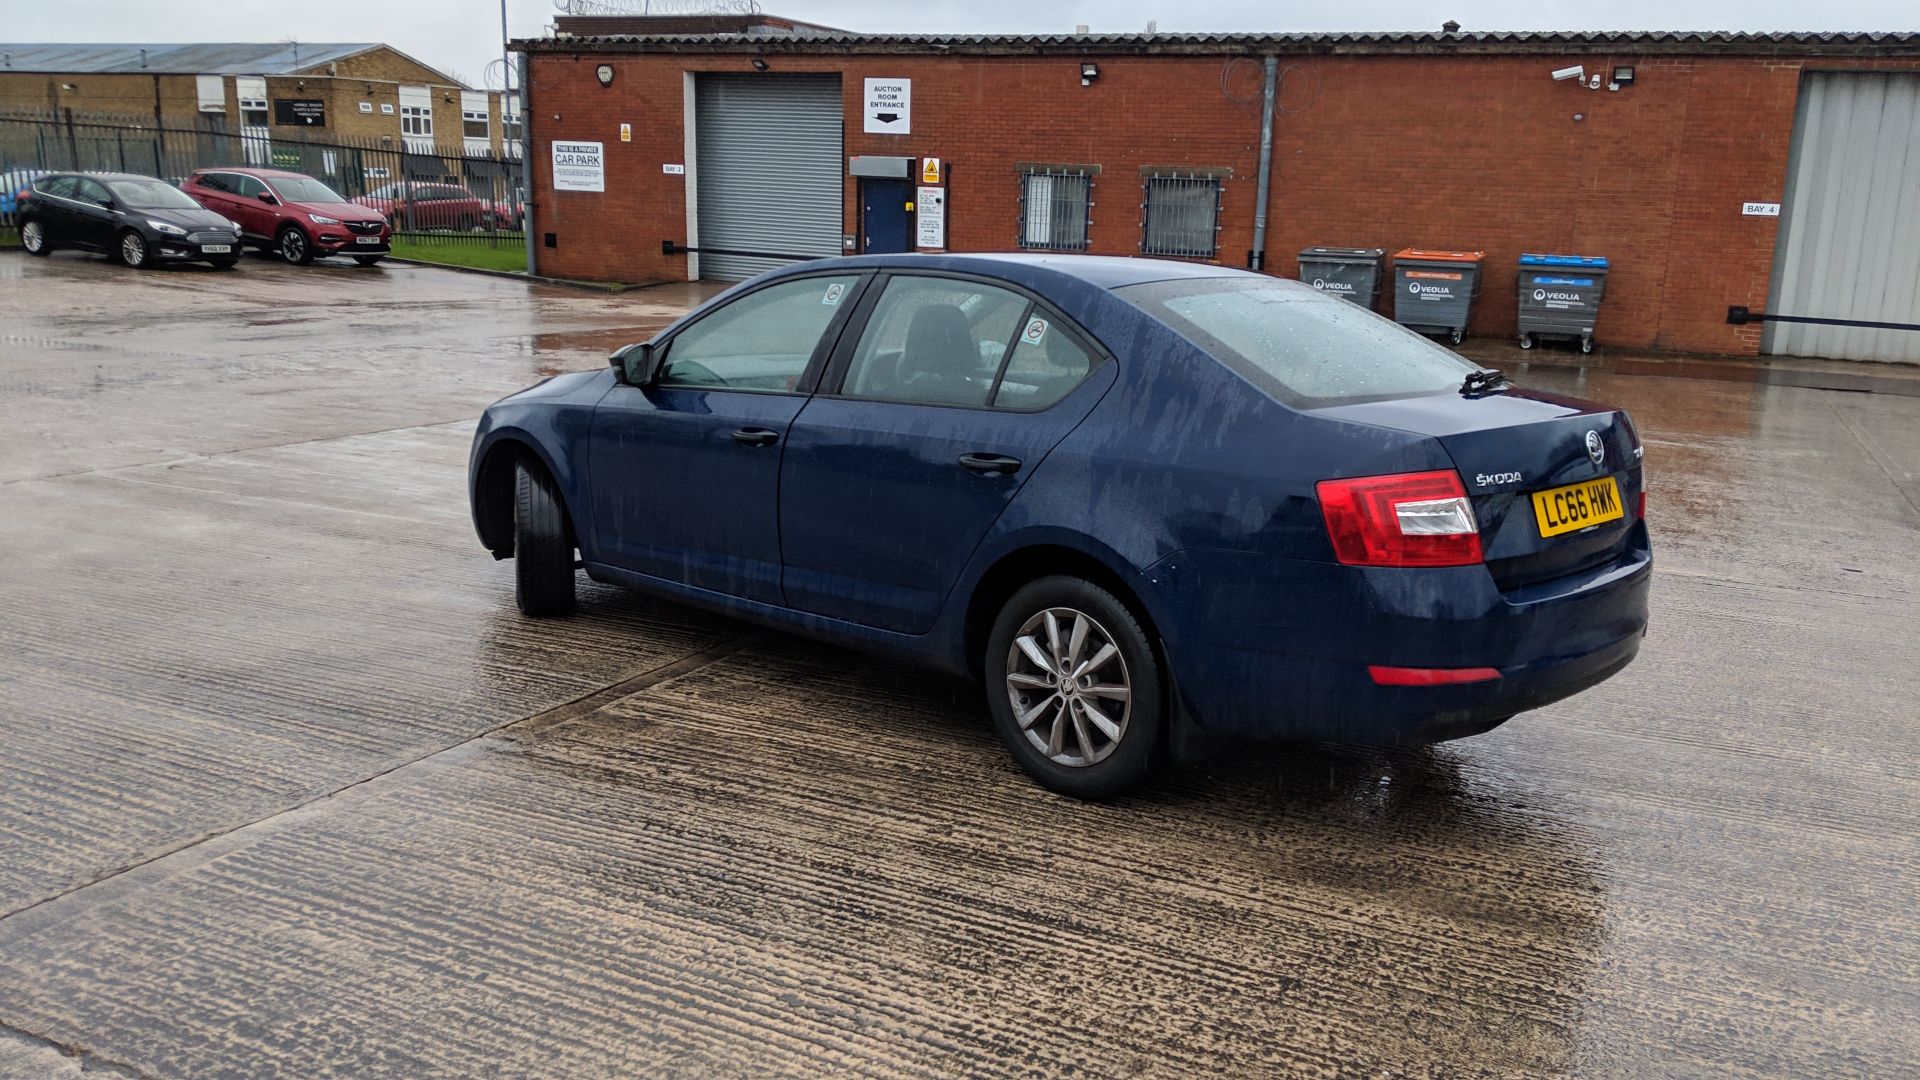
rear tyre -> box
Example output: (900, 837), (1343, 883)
(1580, 337), (1595, 355)
(353, 255), (385, 267)
(513, 461), (576, 618)
(985, 576), (1163, 800)
(20, 217), (51, 255)
(1449, 328), (1465, 346)
(117, 229), (150, 269)
(277, 225), (314, 265)
(1518, 334), (1534, 349)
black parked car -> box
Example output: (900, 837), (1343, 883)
(17, 172), (243, 269)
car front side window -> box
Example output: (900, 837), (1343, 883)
(655, 275), (862, 393)
(839, 276), (1029, 408)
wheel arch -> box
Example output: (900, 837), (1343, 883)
(472, 435), (576, 560)
(959, 539), (1166, 682)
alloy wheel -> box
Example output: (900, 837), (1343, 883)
(1004, 606), (1133, 767)
(281, 230), (305, 262)
(22, 220), (44, 252)
(120, 232), (145, 266)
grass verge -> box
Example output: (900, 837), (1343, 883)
(388, 239), (528, 274)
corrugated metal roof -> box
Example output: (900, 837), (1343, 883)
(0, 42), (383, 75)
(517, 28), (1920, 57)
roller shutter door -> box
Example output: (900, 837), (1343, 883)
(1765, 73), (1920, 363)
(694, 74), (843, 281)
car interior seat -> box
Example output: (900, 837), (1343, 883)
(894, 304), (982, 405)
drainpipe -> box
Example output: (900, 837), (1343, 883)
(1249, 55), (1277, 272)
(518, 52), (535, 276)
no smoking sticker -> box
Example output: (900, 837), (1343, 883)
(822, 283), (846, 306)
(1022, 317), (1049, 347)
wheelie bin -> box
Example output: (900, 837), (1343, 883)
(1516, 253), (1609, 353)
(1297, 246), (1386, 308)
(1392, 248), (1484, 345)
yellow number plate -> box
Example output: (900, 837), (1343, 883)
(1531, 476), (1624, 538)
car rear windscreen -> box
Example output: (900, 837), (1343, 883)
(1116, 277), (1478, 407)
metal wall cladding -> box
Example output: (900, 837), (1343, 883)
(1766, 72), (1920, 363)
(694, 74), (844, 281)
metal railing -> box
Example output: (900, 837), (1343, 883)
(0, 108), (524, 247)
(1141, 173), (1223, 259)
(1017, 170), (1093, 251)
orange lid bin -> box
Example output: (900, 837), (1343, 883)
(1393, 248), (1486, 263)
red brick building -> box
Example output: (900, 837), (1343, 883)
(514, 21), (1920, 361)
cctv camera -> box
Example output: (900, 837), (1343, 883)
(1551, 65), (1585, 82)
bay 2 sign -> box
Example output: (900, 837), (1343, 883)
(553, 141), (606, 193)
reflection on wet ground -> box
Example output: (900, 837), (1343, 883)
(0, 254), (1914, 1077)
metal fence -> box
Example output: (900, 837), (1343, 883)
(0, 108), (525, 247)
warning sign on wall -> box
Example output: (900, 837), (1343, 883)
(916, 185), (945, 249)
(864, 78), (912, 134)
(921, 157), (941, 183)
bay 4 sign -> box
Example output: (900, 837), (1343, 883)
(553, 140), (606, 193)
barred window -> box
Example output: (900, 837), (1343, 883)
(1141, 173), (1223, 258)
(1018, 169), (1092, 251)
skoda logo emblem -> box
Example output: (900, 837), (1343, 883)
(1585, 430), (1606, 468)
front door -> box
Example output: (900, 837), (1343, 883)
(586, 271), (867, 604)
(778, 273), (1114, 634)
(861, 178), (912, 254)
(67, 177), (120, 250)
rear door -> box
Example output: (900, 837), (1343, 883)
(777, 272), (1115, 633)
(29, 177), (79, 243)
(586, 271), (867, 603)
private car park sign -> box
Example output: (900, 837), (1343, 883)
(552, 141), (605, 193)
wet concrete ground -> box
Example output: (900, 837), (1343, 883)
(1, 251), (1915, 1078)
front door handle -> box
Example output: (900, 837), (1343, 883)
(731, 428), (780, 447)
(959, 452), (1022, 475)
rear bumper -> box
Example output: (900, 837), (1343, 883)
(1139, 527), (1652, 743)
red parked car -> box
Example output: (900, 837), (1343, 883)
(184, 167), (391, 266)
(352, 181), (491, 232)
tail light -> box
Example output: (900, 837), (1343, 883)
(1317, 470), (1483, 567)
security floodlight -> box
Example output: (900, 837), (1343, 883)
(1081, 61), (1100, 85)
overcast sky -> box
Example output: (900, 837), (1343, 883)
(4, 1), (1914, 90)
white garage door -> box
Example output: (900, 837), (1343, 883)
(694, 74), (843, 281)
(1765, 73), (1920, 363)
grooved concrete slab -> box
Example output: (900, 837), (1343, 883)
(0, 253), (1914, 1078)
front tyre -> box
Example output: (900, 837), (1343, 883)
(513, 461), (576, 618)
(277, 225), (313, 265)
(117, 229), (150, 269)
(21, 218), (51, 255)
(985, 576), (1163, 799)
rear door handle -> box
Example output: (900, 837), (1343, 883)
(959, 453), (1022, 475)
(731, 428), (780, 447)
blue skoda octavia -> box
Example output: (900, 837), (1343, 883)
(470, 254), (1650, 798)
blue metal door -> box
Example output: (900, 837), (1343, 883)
(861, 178), (911, 254)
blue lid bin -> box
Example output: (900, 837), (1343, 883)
(1517, 253), (1610, 353)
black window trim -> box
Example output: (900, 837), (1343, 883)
(641, 269), (878, 398)
(815, 268), (1113, 415)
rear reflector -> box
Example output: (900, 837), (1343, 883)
(1636, 489), (1647, 521)
(1317, 470), (1483, 567)
(1368, 665), (1503, 686)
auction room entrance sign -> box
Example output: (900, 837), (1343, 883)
(553, 141), (605, 192)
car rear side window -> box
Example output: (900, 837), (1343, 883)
(840, 276), (1029, 408)
(36, 176), (77, 200)
(990, 321), (1096, 410)
(1117, 277), (1478, 407)
(658, 275), (861, 393)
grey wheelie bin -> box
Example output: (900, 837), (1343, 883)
(1516, 253), (1609, 353)
(1297, 246), (1386, 308)
(1392, 248), (1485, 345)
